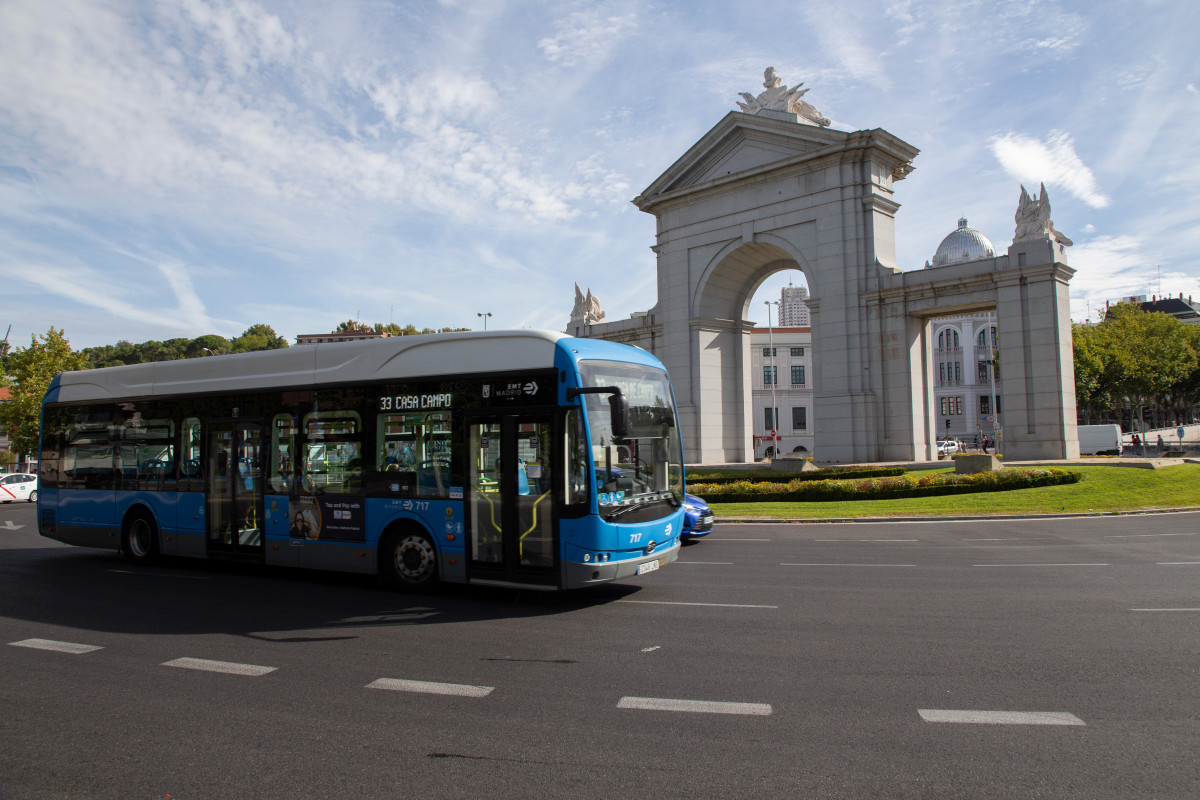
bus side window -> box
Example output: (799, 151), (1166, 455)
(269, 413), (294, 494)
(180, 417), (203, 490)
(565, 409), (588, 507)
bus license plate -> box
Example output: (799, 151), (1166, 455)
(637, 559), (660, 575)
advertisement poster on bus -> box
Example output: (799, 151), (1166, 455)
(289, 496), (365, 541)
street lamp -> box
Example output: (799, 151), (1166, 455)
(764, 300), (779, 458)
(477, 312), (492, 330)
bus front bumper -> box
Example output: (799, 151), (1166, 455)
(563, 540), (680, 588)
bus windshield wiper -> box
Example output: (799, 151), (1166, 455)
(604, 499), (662, 521)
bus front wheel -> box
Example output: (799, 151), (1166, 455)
(381, 528), (439, 592)
(122, 512), (159, 564)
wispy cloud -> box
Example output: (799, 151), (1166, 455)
(538, 3), (638, 67)
(989, 130), (1110, 208)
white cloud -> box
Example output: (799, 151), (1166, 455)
(989, 130), (1110, 209)
(538, 4), (638, 67)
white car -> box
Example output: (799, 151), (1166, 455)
(0, 473), (38, 503)
(936, 440), (959, 456)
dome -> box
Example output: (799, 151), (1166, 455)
(930, 218), (996, 268)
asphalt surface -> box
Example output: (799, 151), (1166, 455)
(2, 500), (1197, 799)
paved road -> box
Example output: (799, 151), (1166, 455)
(2, 502), (1197, 799)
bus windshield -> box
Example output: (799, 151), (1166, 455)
(578, 360), (684, 517)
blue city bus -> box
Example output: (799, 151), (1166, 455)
(36, 330), (684, 591)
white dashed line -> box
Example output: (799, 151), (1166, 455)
(972, 563), (1109, 568)
(919, 709), (1085, 726)
(618, 696), (772, 716)
(618, 600), (778, 608)
(1157, 562), (1200, 566)
(703, 538), (772, 541)
(675, 561), (734, 565)
(162, 657), (277, 676)
(366, 678), (494, 697)
(9, 638), (102, 654)
(1105, 532), (1200, 539)
(1131, 608), (1200, 612)
(781, 563), (916, 568)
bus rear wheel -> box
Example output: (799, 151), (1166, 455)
(122, 512), (158, 564)
(381, 528), (439, 592)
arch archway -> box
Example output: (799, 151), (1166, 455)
(581, 107), (1079, 463)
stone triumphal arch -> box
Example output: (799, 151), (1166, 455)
(573, 70), (1079, 464)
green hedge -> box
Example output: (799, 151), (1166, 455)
(687, 467), (1081, 503)
(687, 467), (905, 486)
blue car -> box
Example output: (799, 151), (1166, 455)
(681, 493), (713, 539)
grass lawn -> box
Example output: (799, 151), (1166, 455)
(700, 463), (1200, 519)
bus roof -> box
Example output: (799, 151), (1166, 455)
(46, 329), (586, 404)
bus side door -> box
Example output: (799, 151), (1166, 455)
(466, 414), (558, 587)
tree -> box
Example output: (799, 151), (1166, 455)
(184, 334), (233, 359)
(232, 324), (289, 352)
(1080, 303), (1199, 432)
(0, 328), (90, 458)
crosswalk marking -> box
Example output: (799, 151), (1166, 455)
(919, 709), (1085, 726)
(9, 638), (103, 654)
(162, 657), (277, 676)
(618, 696), (772, 716)
(366, 678), (494, 697)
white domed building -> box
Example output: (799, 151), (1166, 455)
(926, 219), (1002, 449)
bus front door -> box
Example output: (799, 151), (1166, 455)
(467, 415), (557, 587)
(206, 421), (265, 557)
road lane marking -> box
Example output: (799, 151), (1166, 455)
(1105, 532), (1200, 538)
(972, 563), (1108, 567)
(961, 537), (1060, 542)
(919, 709), (1085, 726)
(675, 561), (734, 565)
(1131, 608), (1200, 612)
(9, 638), (102, 654)
(781, 563), (915, 567)
(618, 600), (778, 608)
(618, 696), (772, 716)
(703, 538), (771, 541)
(1157, 562), (1200, 566)
(814, 538), (919, 542)
(163, 657), (276, 676)
(367, 678), (494, 697)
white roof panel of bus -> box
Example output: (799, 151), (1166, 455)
(51, 329), (570, 403)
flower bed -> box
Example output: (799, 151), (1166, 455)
(687, 466), (904, 486)
(687, 467), (1080, 503)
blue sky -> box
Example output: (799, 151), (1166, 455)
(2, 0), (1198, 350)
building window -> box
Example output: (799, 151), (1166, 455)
(791, 365), (805, 385)
(978, 362), (989, 382)
(978, 330), (986, 348)
(954, 362), (961, 382)
(764, 407), (777, 431)
(940, 363), (946, 382)
(762, 347), (776, 357)
(792, 406), (807, 431)
(954, 396), (963, 415)
(980, 396), (991, 415)
(996, 396), (1002, 414)
(940, 397), (948, 415)
(763, 365), (777, 386)
(790, 347), (804, 357)
(937, 331), (944, 349)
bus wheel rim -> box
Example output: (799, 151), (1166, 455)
(396, 536), (433, 579)
(129, 520), (151, 558)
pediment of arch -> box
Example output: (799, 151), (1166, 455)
(636, 112), (855, 209)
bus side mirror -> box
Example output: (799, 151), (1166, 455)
(567, 385), (629, 438)
(609, 393), (629, 438)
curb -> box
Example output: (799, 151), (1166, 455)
(715, 507), (1200, 525)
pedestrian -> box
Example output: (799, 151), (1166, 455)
(1157, 434), (1165, 451)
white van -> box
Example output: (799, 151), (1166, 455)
(1078, 424), (1122, 456)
